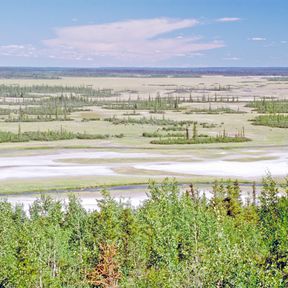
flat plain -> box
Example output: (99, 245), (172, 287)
(0, 75), (287, 194)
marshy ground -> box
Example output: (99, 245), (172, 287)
(0, 75), (287, 205)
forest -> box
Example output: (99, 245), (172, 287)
(0, 176), (287, 287)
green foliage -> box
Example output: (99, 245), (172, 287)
(247, 99), (288, 113)
(0, 129), (110, 143)
(251, 114), (288, 128)
(150, 135), (250, 145)
(0, 85), (117, 124)
(104, 116), (219, 130)
(258, 175), (288, 286)
(185, 106), (244, 114)
(104, 116), (196, 126)
(102, 96), (181, 112)
(0, 108), (13, 115)
(0, 177), (287, 287)
(142, 131), (186, 138)
(0, 84), (114, 99)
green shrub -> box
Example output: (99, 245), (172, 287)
(0, 177), (287, 286)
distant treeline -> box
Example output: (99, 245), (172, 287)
(1, 67), (288, 78)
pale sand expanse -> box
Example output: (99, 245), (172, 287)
(0, 148), (287, 181)
(135, 158), (288, 178)
(0, 75), (287, 100)
(0, 151), (162, 180)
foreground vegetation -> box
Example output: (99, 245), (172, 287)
(0, 177), (287, 287)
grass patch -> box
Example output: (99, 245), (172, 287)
(150, 135), (250, 145)
(185, 106), (245, 114)
(142, 131), (186, 138)
(251, 114), (288, 128)
(247, 99), (288, 113)
(0, 129), (110, 143)
(104, 116), (219, 128)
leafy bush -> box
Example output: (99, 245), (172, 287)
(0, 177), (287, 287)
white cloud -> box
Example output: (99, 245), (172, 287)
(216, 17), (241, 22)
(0, 18), (225, 66)
(250, 37), (266, 41)
(223, 57), (240, 61)
(0, 44), (38, 58)
(42, 18), (224, 65)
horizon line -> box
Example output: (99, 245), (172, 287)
(1, 66), (288, 69)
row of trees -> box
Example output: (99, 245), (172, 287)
(102, 95), (241, 114)
(0, 127), (111, 143)
(5, 95), (98, 122)
(0, 176), (287, 287)
(251, 114), (288, 128)
(0, 84), (115, 98)
(247, 99), (288, 113)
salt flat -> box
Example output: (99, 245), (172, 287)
(134, 158), (288, 178)
(0, 148), (287, 182)
(0, 151), (159, 180)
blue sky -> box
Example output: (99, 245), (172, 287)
(0, 0), (287, 67)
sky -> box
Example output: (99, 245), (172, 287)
(0, 0), (287, 67)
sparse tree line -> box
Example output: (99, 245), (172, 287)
(104, 115), (219, 128)
(0, 84), (115, 98)
(251, 114), (288, 128)
(145, 123), (249, 145)
(0, 85), (117, 123)
(101, 94), (241, 114)
(247, 99), (288, 128)
(185, 105), (244, 114)
(0, 126), (122, 143)
(3, 95), (99, 122)
(247, 98), (288, 114)
(0, 176), (287, 287)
